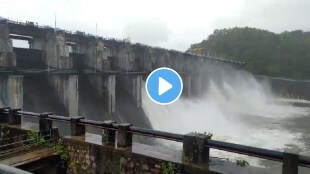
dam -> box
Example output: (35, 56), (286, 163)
(0, 17), (309, 174)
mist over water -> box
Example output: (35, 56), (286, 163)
(142, 64), (310, 166)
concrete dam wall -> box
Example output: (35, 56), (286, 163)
(256, 75), (310, 100)
(0, 20), (243, 135)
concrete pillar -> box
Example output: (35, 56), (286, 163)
(132, 75), (142, 108)
(118, 75), (142, 108)
(3, 75), (24, 124)
(117, 123), (132, 147)
(117, 45), (136, 71)
(0, 107), (9, 123)
(142, 48), (153, 71)
(86, 40), (110, 71)
(45, 33), (71, 69)
(8, 108), (21, 125)
(45, 33), (57, 68)
(0, 24), (16, 67)
(282, 150), (299, 174)
(183, 75), (191, 97)
(102, 120), (116, 144)
(0, 25), (23, 119)
(5, 75), (23, 109)
(191, 75), (203, 96)
(39, 112), (53, 133)
(70, 116), (85, 136)
(105, 75), (116, 113)
(49, 75), (78, 116)
(89, 75), (115, 113)
(66, 75), (79, 116)
(0, 24), (12, 51)
(183, 132), (210, 165)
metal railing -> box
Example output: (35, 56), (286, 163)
(0, 67), (147, 76)
(0, 127), (55, 160)
(0, 107), (309, 173)
(0, 163), (33, 174)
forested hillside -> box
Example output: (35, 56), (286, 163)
(188, 27), (310, 80)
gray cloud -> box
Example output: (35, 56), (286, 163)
(122, 21), (169, 45)
(1, 0), (310, 51)
(212, 0), (310, 33)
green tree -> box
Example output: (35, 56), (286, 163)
(188, 27), (310, 80)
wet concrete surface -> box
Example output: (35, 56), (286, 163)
(114, 81), (152, 128)
(23, 75), (67, 116)
(78, 75), (110, 122)
(21, 75), (152, 136)
(23, 75), (70, 135)
(78, 75), (152, 136)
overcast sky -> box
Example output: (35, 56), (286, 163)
(1, 0), (309, 51)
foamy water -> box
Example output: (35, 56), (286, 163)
(142, 68), (310, 167)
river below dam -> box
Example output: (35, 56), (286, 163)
(142, 67), (310, 173)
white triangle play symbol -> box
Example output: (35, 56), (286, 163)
(158, 77), (173, 96)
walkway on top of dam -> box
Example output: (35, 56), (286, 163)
(0, 66), (148, 76)
(0, 17), (245, 66)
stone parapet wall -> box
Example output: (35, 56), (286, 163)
(64, 136), (208, 174)
(66, 140), (97, 174)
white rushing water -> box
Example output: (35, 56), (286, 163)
(142, 66), (310, 166)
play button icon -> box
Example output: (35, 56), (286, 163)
(146, 67), (183, 105)
(158, 77), (172, 95)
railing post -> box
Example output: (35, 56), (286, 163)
(70, 116), (85, 136)
(39, 112), (53, 134)
(197, 133), (210, 164)
(183, 132), (210, 164)
(0, 107), (10, 123)
(282, 150), (299, 174)
(117, 123), (132, 147)
(183, 132), (195, 162)
(102, 120), (116, 144)
(50, 128), (60, 140)
(8, 108), (21, 125)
